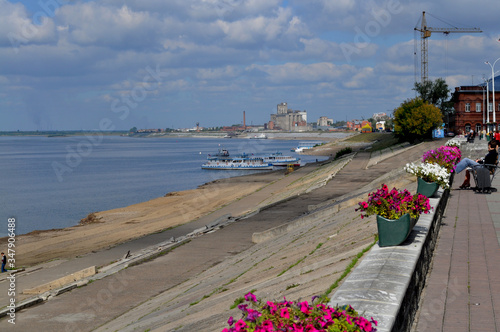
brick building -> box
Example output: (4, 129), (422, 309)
(451, 76), (500, 134)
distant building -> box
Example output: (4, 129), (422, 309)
(372, 112), (387, 120)
(269, 102), (309, 131)
(136, 128), (163, 133)
(317, 116), (333, 127)
(347, 120), (371, 131)
(376, 120), (386, 131)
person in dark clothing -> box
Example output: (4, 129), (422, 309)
(457, 140), (498, 189)
(1, 252), (6, 273)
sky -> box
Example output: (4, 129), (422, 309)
(1, 0), (500, 131)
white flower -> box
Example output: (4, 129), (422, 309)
(405, 162), (451, 189)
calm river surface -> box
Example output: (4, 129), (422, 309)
(0, 135), (330, 235)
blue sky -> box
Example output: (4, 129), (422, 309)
(1, 0), (500, 130)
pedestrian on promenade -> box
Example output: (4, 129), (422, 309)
(1, 252), (6, 273)
(457, 140), (498, 189)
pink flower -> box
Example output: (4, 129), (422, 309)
(280, 307), (290, 319)
(235, 319), (247, 331)
(244, 292), (257, 303)
(299, 301), (311, 315)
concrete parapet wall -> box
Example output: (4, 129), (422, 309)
(328, 186), (449, 332)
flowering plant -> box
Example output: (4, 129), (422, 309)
(421, 146), (461, 172)
(445, 139), (460, 148)
(404, 162), (451, 189)
(222, 292), (377, 332)
(356, 184), (431, 220)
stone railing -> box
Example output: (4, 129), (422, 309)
(328, 186), (450, 332)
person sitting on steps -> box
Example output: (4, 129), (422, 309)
(456, 140), (498, 189)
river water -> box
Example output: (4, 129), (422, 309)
(0, 135), (331, 236)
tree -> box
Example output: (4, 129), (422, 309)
(367, 118), (377, 131)
(384, 117), (394, 131)
(393, 98), (442, 142)
(129, 127), (137, 133)
(413, 78), (453, 116)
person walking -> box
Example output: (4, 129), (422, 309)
(1, 252), (7, 273)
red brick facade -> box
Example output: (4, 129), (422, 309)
(451, 85), (500, 135)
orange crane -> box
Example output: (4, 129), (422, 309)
(414, 11), (482, 83)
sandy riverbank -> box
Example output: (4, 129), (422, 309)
(3, 141), (352, 267)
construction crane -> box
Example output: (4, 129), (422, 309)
(414, 11), (482, 83)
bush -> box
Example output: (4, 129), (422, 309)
(335, 147), (353, 159)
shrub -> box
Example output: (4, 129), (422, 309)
(335, 147), (353, 159)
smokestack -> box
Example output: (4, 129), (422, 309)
(243, 111), (246, 129)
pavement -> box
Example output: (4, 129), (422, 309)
(414, 138), (500, 331)
(0, 139), (446, 331)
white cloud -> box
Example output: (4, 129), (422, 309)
(0, 0), (56, 48)
(57, 3), (161, 49)
(1, 0), (499, 130)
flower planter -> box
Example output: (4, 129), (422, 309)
(376, 213), (417, 247)
(416, 177), (439, 198)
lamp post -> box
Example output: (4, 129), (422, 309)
(485, 58), (500, 128)
(486, 77), (490, 129)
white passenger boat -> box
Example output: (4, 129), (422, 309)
(202, 152), (274, 170)
(262, 152), (300, 166)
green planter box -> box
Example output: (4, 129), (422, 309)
(376, 213), (417, 247)
(416, 177), (439, 198)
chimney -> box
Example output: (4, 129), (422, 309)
(243, 111), (246, 129)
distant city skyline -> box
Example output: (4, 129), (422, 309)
(1, 0), (500, 131)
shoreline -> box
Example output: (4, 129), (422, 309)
(2, 142), (350, 267)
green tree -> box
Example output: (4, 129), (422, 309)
(129, 127), (137, 133)
(367, 118), (377, 131)
(393, 98), (443, 142)
(384, 117), (394, 131)
(413, 78), (453, 116)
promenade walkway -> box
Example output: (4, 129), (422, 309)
(414, 139), (500, 331)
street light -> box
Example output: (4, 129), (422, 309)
(485, 58), (500, 127)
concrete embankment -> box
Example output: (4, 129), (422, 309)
(0, 140), (446, 331)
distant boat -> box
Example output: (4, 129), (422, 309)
(292, 141), (323, 153)
(249, 133), (267, 139)
(202, 150), (273, 170)
(262, 152), (300, 166)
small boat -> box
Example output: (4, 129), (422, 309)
(202, 151), (273, 170)
(249, 133), (267, 139)
(263, 152), (300, 166)
(291, 141), (323, 153)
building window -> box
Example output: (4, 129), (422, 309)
(465, 124), (471, 132)
(476, 124), (482, 133)
(476, 103), (481, 112)
(465, 103), (470, 112)
(488, 103), (492, 112)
